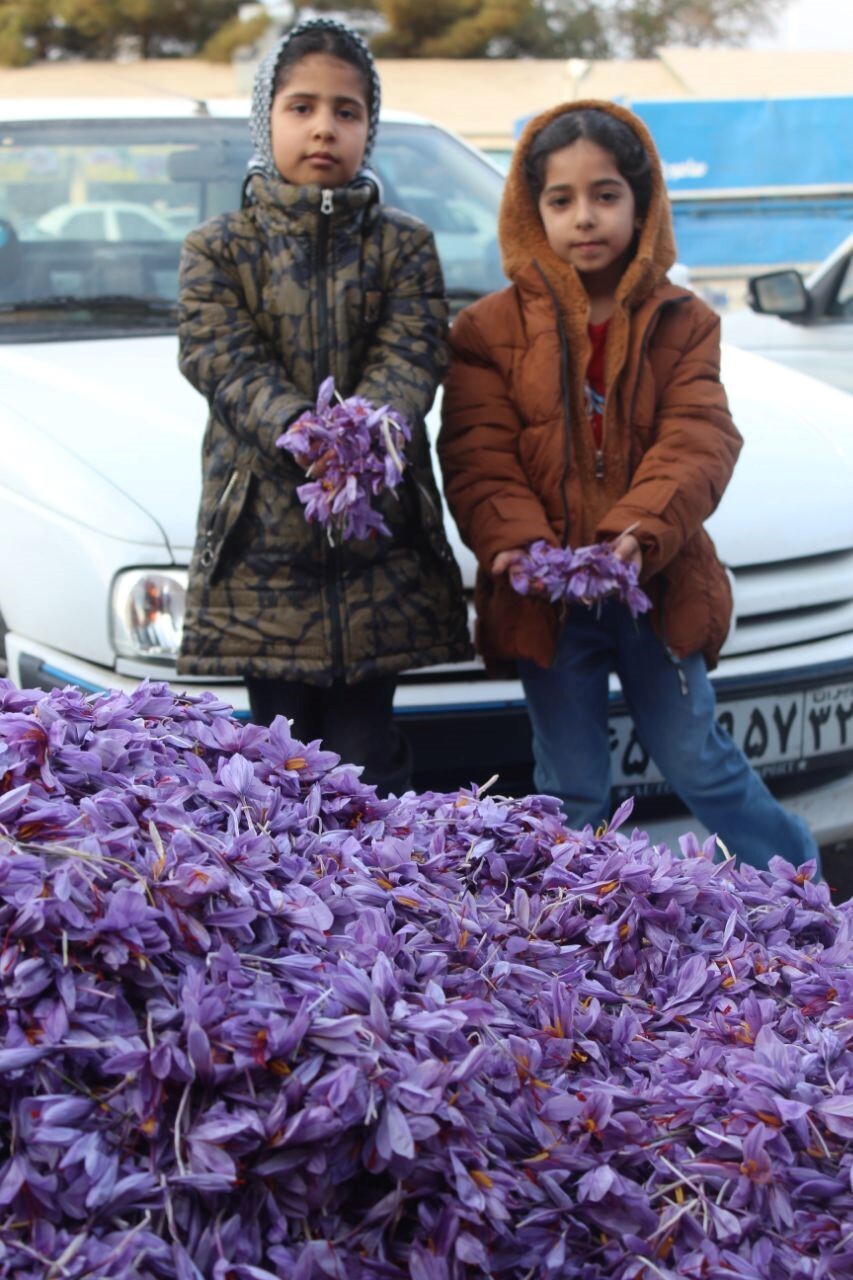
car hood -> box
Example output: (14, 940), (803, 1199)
(442, 346), (853, 586)
(710, 345), (853, 565)
(0, 334), (205, 552)
(721, 308), (853, 395)
(0, 335), (852, 572)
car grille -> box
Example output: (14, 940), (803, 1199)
(727, 549), (853, 655)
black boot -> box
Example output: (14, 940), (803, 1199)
(361, 728), (413, 797)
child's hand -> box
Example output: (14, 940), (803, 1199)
(491, 549), (526, 577)
(305, 447), (334, 478)
(612, 532), (642, 574)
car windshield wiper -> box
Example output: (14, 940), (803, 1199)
(445, 287), (488, 305)
(0, 294), (176, 315)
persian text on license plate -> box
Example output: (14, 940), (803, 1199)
(609, 679), (853, 789)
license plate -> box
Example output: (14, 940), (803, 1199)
(610, 679), (853, 793)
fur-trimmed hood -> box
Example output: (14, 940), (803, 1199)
(499, 99), (677, 314)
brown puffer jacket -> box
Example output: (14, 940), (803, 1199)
(438, 99), (743, 672)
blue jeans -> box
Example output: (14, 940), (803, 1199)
(518, 602), (821, 873)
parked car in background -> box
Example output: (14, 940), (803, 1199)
(29, 199), (184, 243)
(3, 99), (853, 869)
(722, 231), (853, 395)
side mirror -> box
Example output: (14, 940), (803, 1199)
(748, 269), (809, 318)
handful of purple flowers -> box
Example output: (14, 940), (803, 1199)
(510, 538), (652, 617)
(276, 376), (411, 542)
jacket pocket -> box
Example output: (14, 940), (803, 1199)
(407, 470), (460, 566)
(475, 568), (558, 669)
(363, 290), (383, 325)
(660, 531), (733, 668)
(198, 468), (253, 583)
(487, 493), (556, 554)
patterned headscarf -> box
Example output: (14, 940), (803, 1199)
(247, 17), (382, 185)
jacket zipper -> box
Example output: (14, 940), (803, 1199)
(200, 468), (239, 569)
(628, 296), (691, 692)
(315, 188), (333, 381)
(556, 318), (573, 545)
(315, 188), (345, 679)
(534, 263), (572, 547)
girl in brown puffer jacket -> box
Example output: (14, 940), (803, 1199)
(438, 101), (819, 873)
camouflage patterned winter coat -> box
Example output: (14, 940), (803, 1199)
(176, 172), (472, 684)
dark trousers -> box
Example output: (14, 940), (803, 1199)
(245, 674), (412, 796)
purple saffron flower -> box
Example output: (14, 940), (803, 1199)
(1, 679), (852, 1277)
(510, 538), (652, 617)
(276, 377), (411, 543)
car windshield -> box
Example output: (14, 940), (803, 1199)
(0, 115), (506, 338)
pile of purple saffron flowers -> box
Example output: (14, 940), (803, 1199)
(510, 540), (652, 618)
(277, 377), (411, 542)
(0, 678), (851, 1279)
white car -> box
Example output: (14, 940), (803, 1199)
(722, 232), (853, 395)
(29, 200), (183, 243)
(2, 99), (853, 865)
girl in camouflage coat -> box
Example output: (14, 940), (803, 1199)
(177, 18), (471, 792)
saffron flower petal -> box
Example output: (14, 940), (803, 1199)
(510, 538), (652, 617)
(276, 378), (410, 543)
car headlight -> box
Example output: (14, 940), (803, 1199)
(111, 569), (187, 661)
